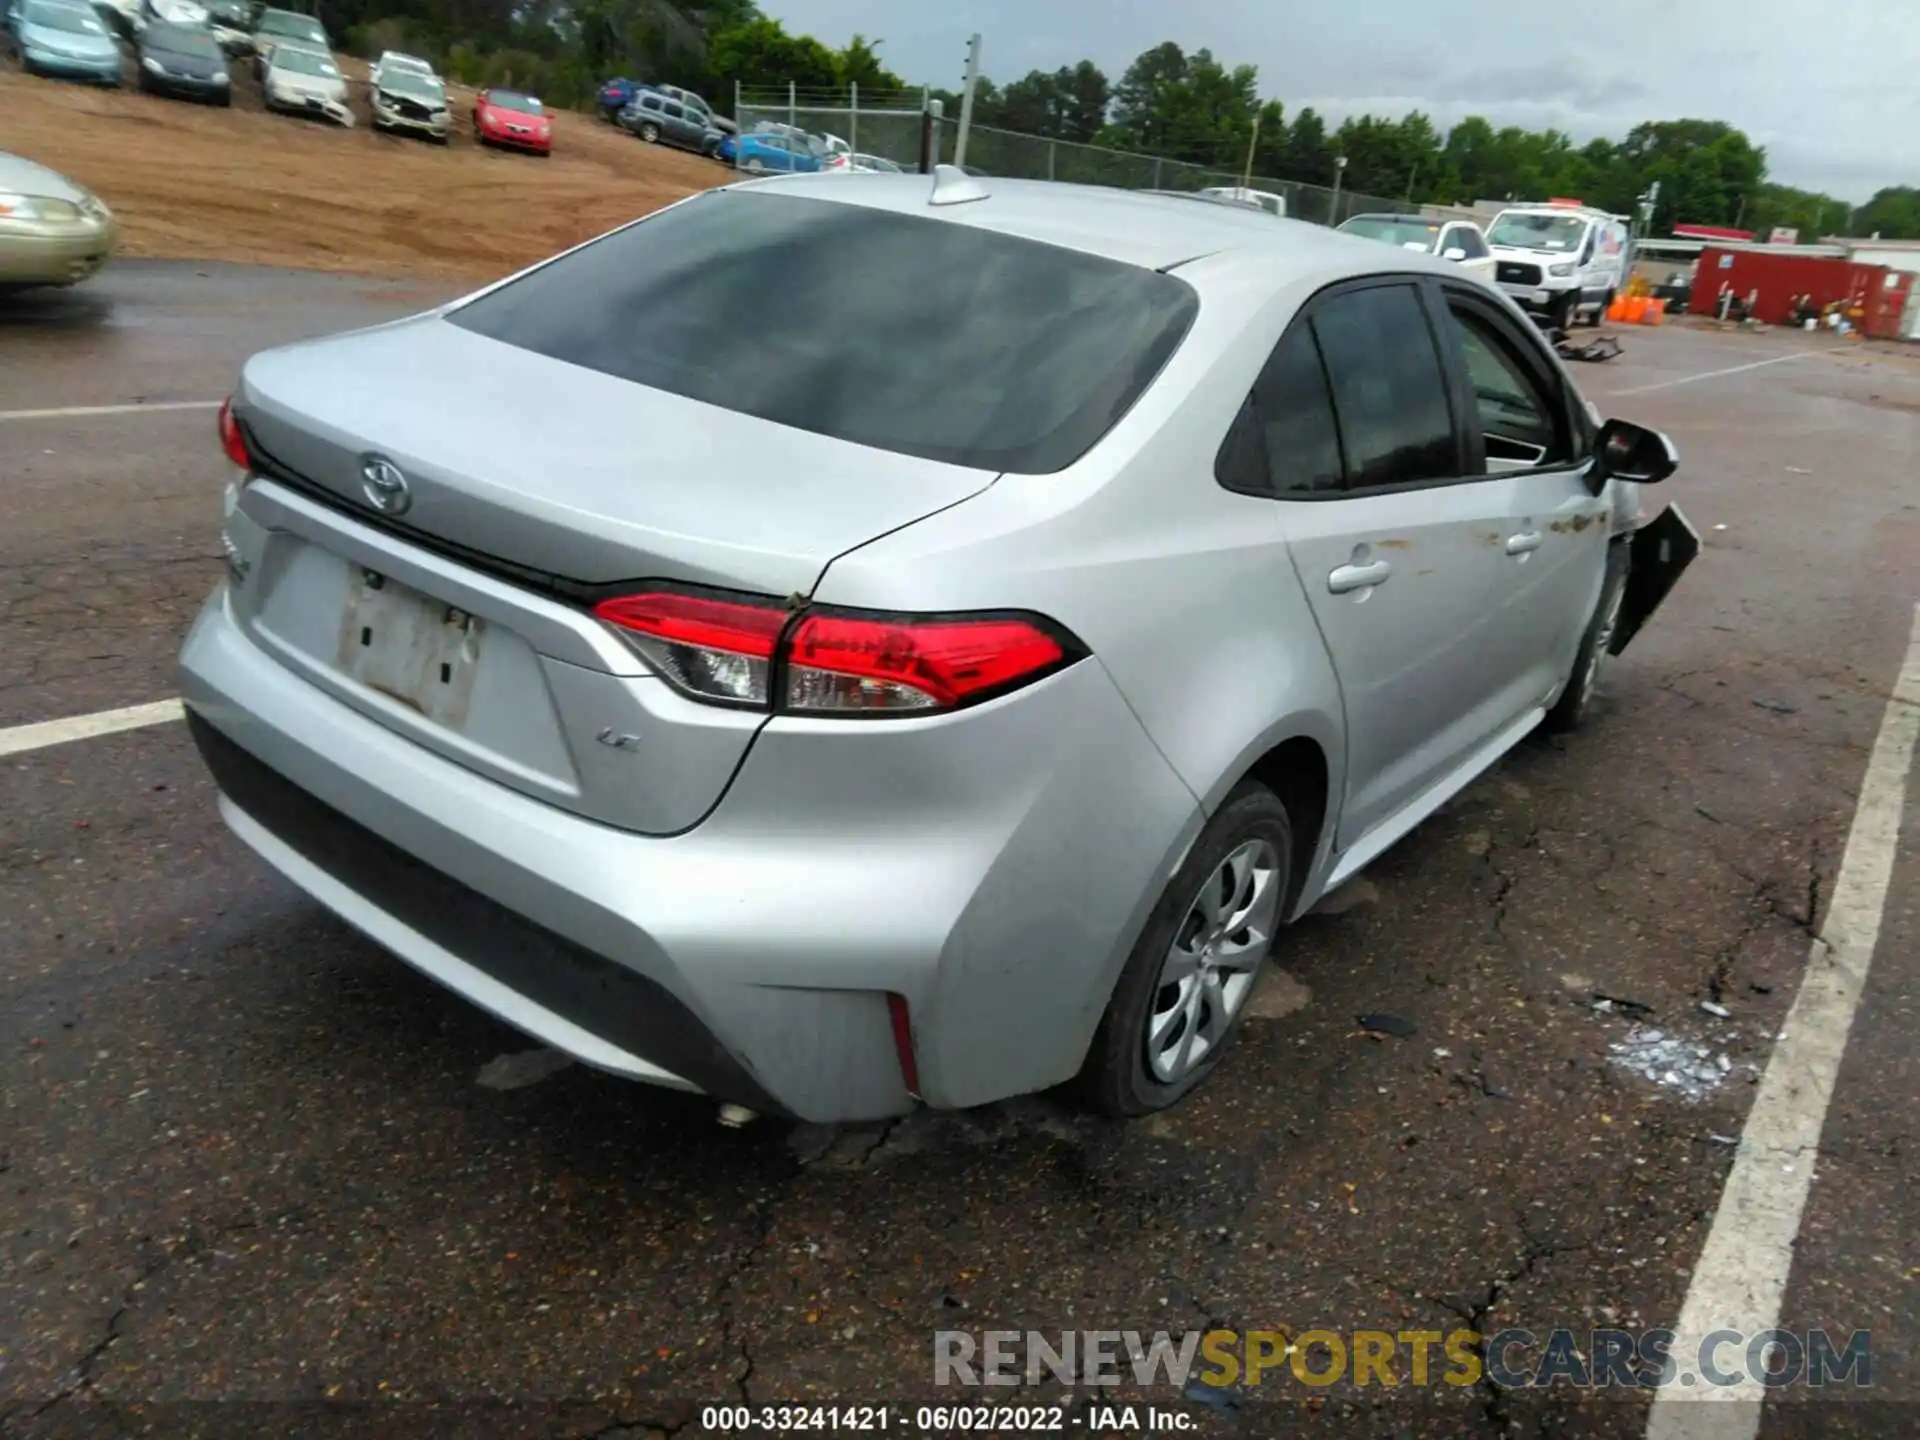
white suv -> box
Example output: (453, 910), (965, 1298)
(1486, 205), (1632, 330)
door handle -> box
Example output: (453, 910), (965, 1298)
(1505, 531), (1543, 555)
(1328, 560), (1391, 594)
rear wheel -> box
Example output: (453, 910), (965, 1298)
(1078, 783), (1293, 1116)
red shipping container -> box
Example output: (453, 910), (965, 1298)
(1691, 248), (1912, 334)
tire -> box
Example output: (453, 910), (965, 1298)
(1545, 540), (1630, 733)
(1550, 290), (1578, 333)
(638, 121), (660, 143)
(744, 156), (764, 175)
(1592, 290), (1616, 327)
(1077, 782), (1294, 1116)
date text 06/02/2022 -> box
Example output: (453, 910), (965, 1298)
(698, 1405), (1195, 1432)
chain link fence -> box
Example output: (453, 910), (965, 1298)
(734, 90), (1415, 227)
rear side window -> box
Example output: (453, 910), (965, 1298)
(662, 101), (684, 120)
(1309, 284), (1458, 488)
(1248, 325), (1344, 495)
(447, 190), (1198, 474)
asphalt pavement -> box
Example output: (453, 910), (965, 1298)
(2, 263), (1918, 1439)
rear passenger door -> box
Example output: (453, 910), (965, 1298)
(1228, 278), (1555, 848)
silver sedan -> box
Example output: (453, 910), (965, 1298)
(180, 170), (1692, 1123)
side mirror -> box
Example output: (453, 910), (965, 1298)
(1592, 418), (1678, 485)
(1442, 246), (1467, 262)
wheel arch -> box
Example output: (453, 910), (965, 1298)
(1244, 735), (1330, 917)
(1194, 710), (1345, 924)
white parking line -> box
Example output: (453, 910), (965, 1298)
(1613, 353), (1814, 397)
(0, 401), (221, 423)
(0, 699), (186, 757)
(1646, 601), (1920, 1440)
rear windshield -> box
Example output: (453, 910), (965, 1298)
(446, 190), (1198, 473)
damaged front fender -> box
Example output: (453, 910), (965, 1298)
(1609, 503), (1700, 655)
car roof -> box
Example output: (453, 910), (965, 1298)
(735, 172), (1441, 281)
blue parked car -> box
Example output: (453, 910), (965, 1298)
(732, 132), (821, 175)
(596, 76), (641, 122)
(3, 0), (124, 84)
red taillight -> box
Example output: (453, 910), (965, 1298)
(787, 613), (1065, 712)
(591, 587), (1078, 715)
(218, 397), (250, 470)
(593, 590), (790, 707)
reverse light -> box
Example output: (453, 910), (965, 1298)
(217, 396), (251, 470)
(592, 586), (1082, 716)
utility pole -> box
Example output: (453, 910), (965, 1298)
(1241, 112), (1260, 191)
(1330, 154), (1347, 225)
(954, 32), (983, 171)
(1733, 194), (1747, 230)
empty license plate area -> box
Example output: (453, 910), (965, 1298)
(337, 569), (484, 729)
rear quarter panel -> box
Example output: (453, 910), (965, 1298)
(812, 253), (1352, 896)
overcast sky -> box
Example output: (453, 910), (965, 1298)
(763, 0), (1918, 201)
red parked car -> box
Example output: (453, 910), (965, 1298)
(472, 88), (552, 155)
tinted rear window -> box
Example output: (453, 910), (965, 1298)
(446, 189), (1198, 474)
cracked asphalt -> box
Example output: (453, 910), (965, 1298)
(3, 265), (1918, 1439)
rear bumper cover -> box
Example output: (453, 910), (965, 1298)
(179, 582), (1198, 1122)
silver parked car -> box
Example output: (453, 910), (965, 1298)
(181, 171), (1693, 1124)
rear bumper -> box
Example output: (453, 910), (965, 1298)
(179, 582), (1198, 1122)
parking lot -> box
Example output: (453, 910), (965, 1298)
(2, 263), (1918, 1438)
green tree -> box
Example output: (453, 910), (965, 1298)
(1853, 186), (1920, 239)
(706, 14), (837, 95)
(832, 33), (904, 94)
(984, 60), (1113, 143)
(1276, 104), (1331, 184)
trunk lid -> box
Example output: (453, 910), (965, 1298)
(235, 312), (993, 595)
(227, 313), (995, 833)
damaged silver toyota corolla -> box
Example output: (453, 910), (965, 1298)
(180, 170), (1696, 1124)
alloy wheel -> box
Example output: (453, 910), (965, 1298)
(1144, 838), (1281, 1083)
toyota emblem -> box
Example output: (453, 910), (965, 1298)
(360, 455), (412, 516)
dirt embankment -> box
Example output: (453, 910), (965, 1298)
(1, 54), (730, 281)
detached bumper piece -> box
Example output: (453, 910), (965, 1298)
(1610, 504), (1700, 655)
(186, 710), (783, 1114)
(1535, 321), (1623, 363)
